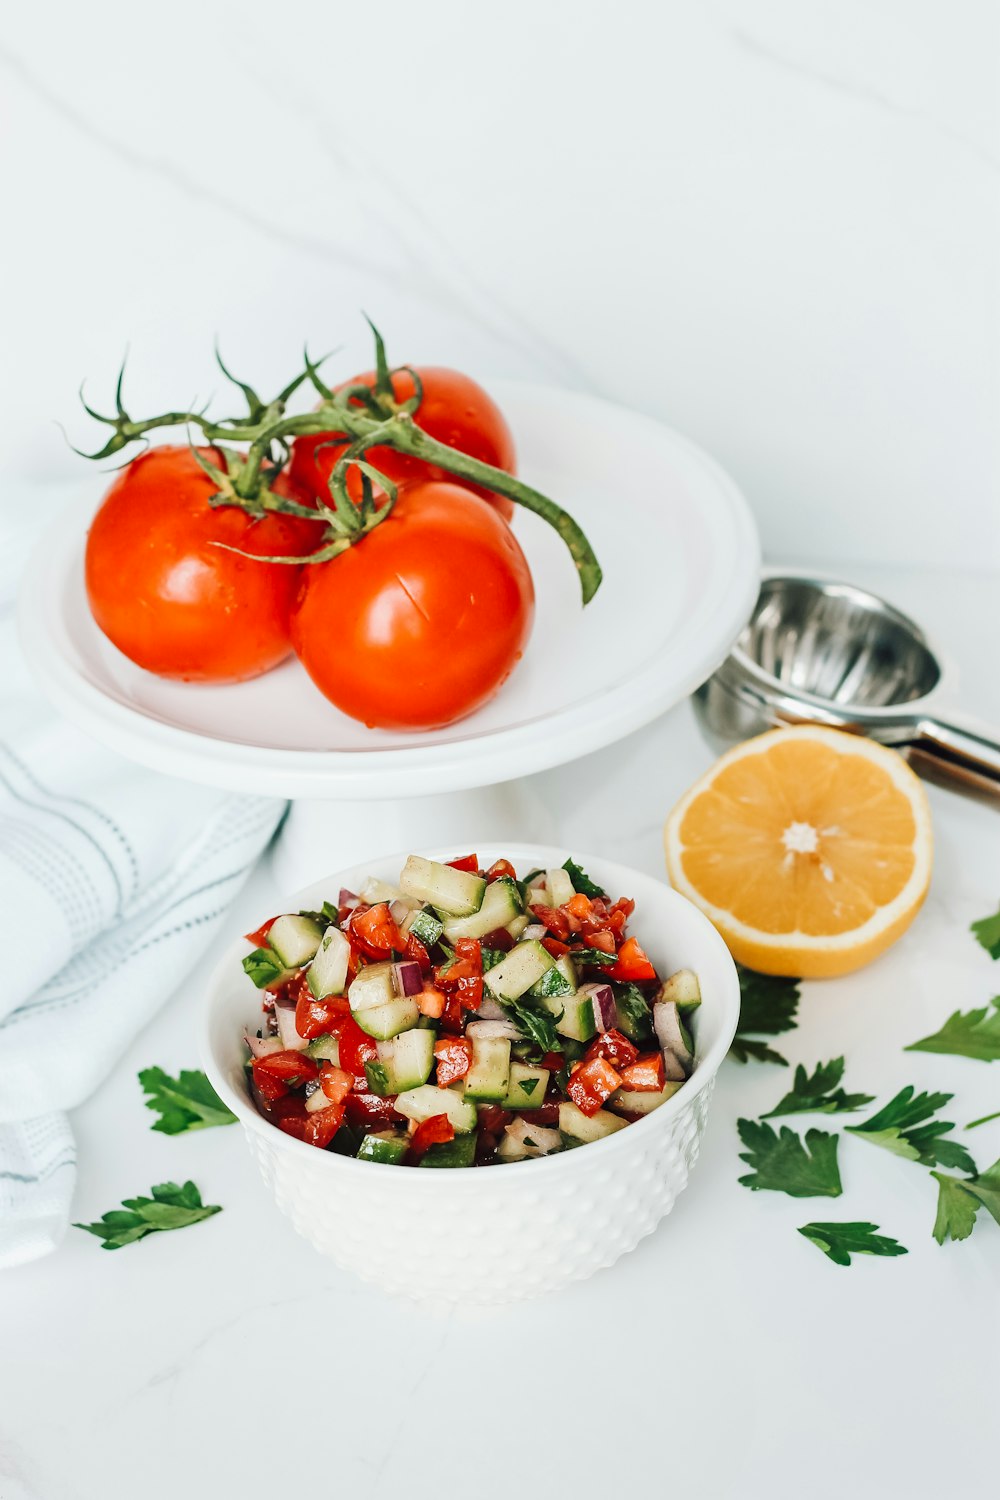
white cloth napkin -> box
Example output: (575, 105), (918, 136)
(0, 487), (285, 1268)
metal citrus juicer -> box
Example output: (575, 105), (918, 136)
(693, 574), (1000, 797)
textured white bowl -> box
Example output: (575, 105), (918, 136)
(201, 845), (740, 1304)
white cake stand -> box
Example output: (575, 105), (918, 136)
(19, 382), (760, 889)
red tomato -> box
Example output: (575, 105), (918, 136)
(446, 854), (480, 874)
(251, 1049), (318, 1102)
(291, 483), (534, 730)
(407, 1114), (456, 1161)
(566, 1056), (622, 1117)
(319, 1063), (354, 1104)
(484, 859), (517, 882)
(289, 368), (516, 520)
(433, 1037), (473, 1087)
(619, 1053), (666, 1091)
(345, 1092), (404, 1128)
(295, 992), (350, 1040)
(606, 937), (658, 984)
(244, 917), (277, 946)
(278, 1101), (344, 1148)
(337, 1016), (379, 1077)
(349, 903), (403, 959)
(85, 446), (324, 682)
(587, 1030), (640, 1070)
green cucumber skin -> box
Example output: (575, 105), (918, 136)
(399, 855), (487, 917)
(419, 1133), (478, 1168)
(357, 1132), (409, 1165)
(268, 914), (324, 968)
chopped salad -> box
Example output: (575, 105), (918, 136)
(241, 854), (701, 1167)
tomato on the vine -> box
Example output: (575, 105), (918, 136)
(290, 482), (534, 730)
(289, 367), (516, 522)
(85, 446), (324, 682)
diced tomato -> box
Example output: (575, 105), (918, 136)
(295, 991), (351, 1040)
(319, 1063), (354, 1104)
(349, 902), (403, 960)
(418, 984), (446, 1019)
(253, 1049), (318, 1087)
(404, 931), (431, 974)
(244, 916), (278, 946)
(408, 1114), (455, 1161)
(434, 1036), (473, 1087)
(605, 936), (657, 983)
(439, 992), (465, 1034)
(567, 1056), (622, 1117)
(337, 1016), (379, 1076)
(541, 1051), (564, 1073)
(446, 854), (479, 874)
(435, 937), (483, 1011)
(587, 1029), (639, 1070)
(518, 1103), (560, 1127)
(344, 1092), (404, 1127)
(529, 904), (572, 940)
(619, 1053), (666, 1091)
(578, 929), (615, 955)
(279, 1100), (344, 1148)
(477, 1104), (513, 1135)
(542, 936), (571, 959)
(564, 893), (593, 921)
(485, 858), (517, 882)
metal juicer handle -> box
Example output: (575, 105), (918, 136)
(908, 715), (1000, 797)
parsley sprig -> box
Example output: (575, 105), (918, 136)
(798, 1221), (907, 1267)
(75, 1180), (221, 1250)
(931, 1156), (1000, 1244)
(762, 1058), (874, 1119)
(846, 1087), (975, 1173)
(906, 998), (1000, 1062)
(971, 904), (1000, 960)
(561, 858), (608, 900)
(729, 967), (800, 1066)
(139, 1067), (236, 1134)
(737, 1119), (842, 1197)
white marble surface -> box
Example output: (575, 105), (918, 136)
(1, 568), (998, 1500)
(1, 1), (998, 570)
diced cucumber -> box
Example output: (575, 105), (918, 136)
(558, 1101), (628, 1142)
(503, 1063), (550, 1109)
(506, 914), (530, 941)
(543, 994), (597, 1043)
(359, 876), (404, 905)
(419, 1133), (478, 1167)
(308, 926), (351, 999)
(531, 958), (574, 1000)
(376, 1028), (435, 1091)
(659, 969), (702, 1011)
(442, 877), (524, 942)
(354, 996), (420, 1040)
(242, 947), (295, 990)
(484, 940), (553, 1001)
(526, 880), (552, 907)
(546, 867), (576, 906)
(399, 855), (486, 917)
(306, 1085), (336, 1113)
(357, 1130), (409, 1165)
(608, 1082), (684, 1116)
(555, 954), (578, 990)
(268, 914), (324, 968)
(407, 908), (444, 947)
(306, 1034), (341, 1062)
(348, 961), (397, 1012)
(395, 1084), (477, 1134)
(464, 1035), (512, 1101)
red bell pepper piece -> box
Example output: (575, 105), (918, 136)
(434, 1037), (473, 1087)
(619, 1053), (666, 1091)
(349, 902), (403, 960)
(587, 1029), (639, 1070)
(567, 1056), (622, 1117)
(484, 858), (517, 882)
(319, 1063), (354, 1104)
(407, 1114), (455, 1161)
(279, 1100), (344, 1148)
(295, 991), (351, 1040)
(446, 854), (479, 873)
(605, 936), (658, 983)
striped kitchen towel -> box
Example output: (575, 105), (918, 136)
(0, 487), (285, 1267)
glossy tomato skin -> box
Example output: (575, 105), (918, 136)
(85, 446), (324, 683)
(289, 367), (516, 522)
(291, 482), (534, 730)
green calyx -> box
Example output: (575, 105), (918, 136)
(73, 324), (603, 605)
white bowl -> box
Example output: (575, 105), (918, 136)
(201, 844), (741, 1304)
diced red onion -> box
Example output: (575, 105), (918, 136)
(275, 1003), (309, 1052)
(467, 1018), (523, 1041)
(580, 982), (616, 1033)
(504, 1116), (561, 1155)
(662, 1050), (686, 1082)
(393, 960), (424, 997)
(522, 923), (547, 941)
(338, 888), (361, 910)
(244, 1030), (285, 1059)
(389, 899), (411, 926)
(654, 999), (692, 1074)
(477, 996), (508, 1021)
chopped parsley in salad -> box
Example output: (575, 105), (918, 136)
(241, 854), (701, 1167)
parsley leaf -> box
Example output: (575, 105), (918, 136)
(762, 1058), (875, 1119)
(906, 998), (1000, 1062)
(519, 1077), (539, 1097)
(570, 946), (617, 967)
(609, 981), (654, 1044)
(971, 904), (1000, 960)
(846, 1086), (976, 1173)
(74, 1180), (221, 1250)
(737, 1119), (842, 1197)
(561, 858), (608, 900)
(931, 1157), (1000, 1244)
(798, 1221), (908, 1267)
(729, 966), (800, 1066)
(242, 947), (288, 988)
(138, 1066), (236, 1135)
(499, 997), (563, 1054)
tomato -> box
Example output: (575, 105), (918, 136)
(446, 854), (480, 874)
(278, 1101), (344, 1148)
(433, 1037), (473, 1087)
(349, 903), (403, 959)
(587, 1030), (639, 1070)
(337, 1016), (379, 1077)
(345, 1092), (404, 1128)
(566, 1056), (622, 1117)
(319, 1063), (354, 1104)
(85, 446), (324, 682)
(289, 368), (516, 521)
(434, 937), (483, 1011)
(251, 1049), (318, 1102)
(407, 1114), (455, 1161)
(485, 859), (516, 882)
(295, 991), (350, 1040)
(606, 937), (658, 984)
(619, 1053), (666, 1091)
(291, 483), (534, 730)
